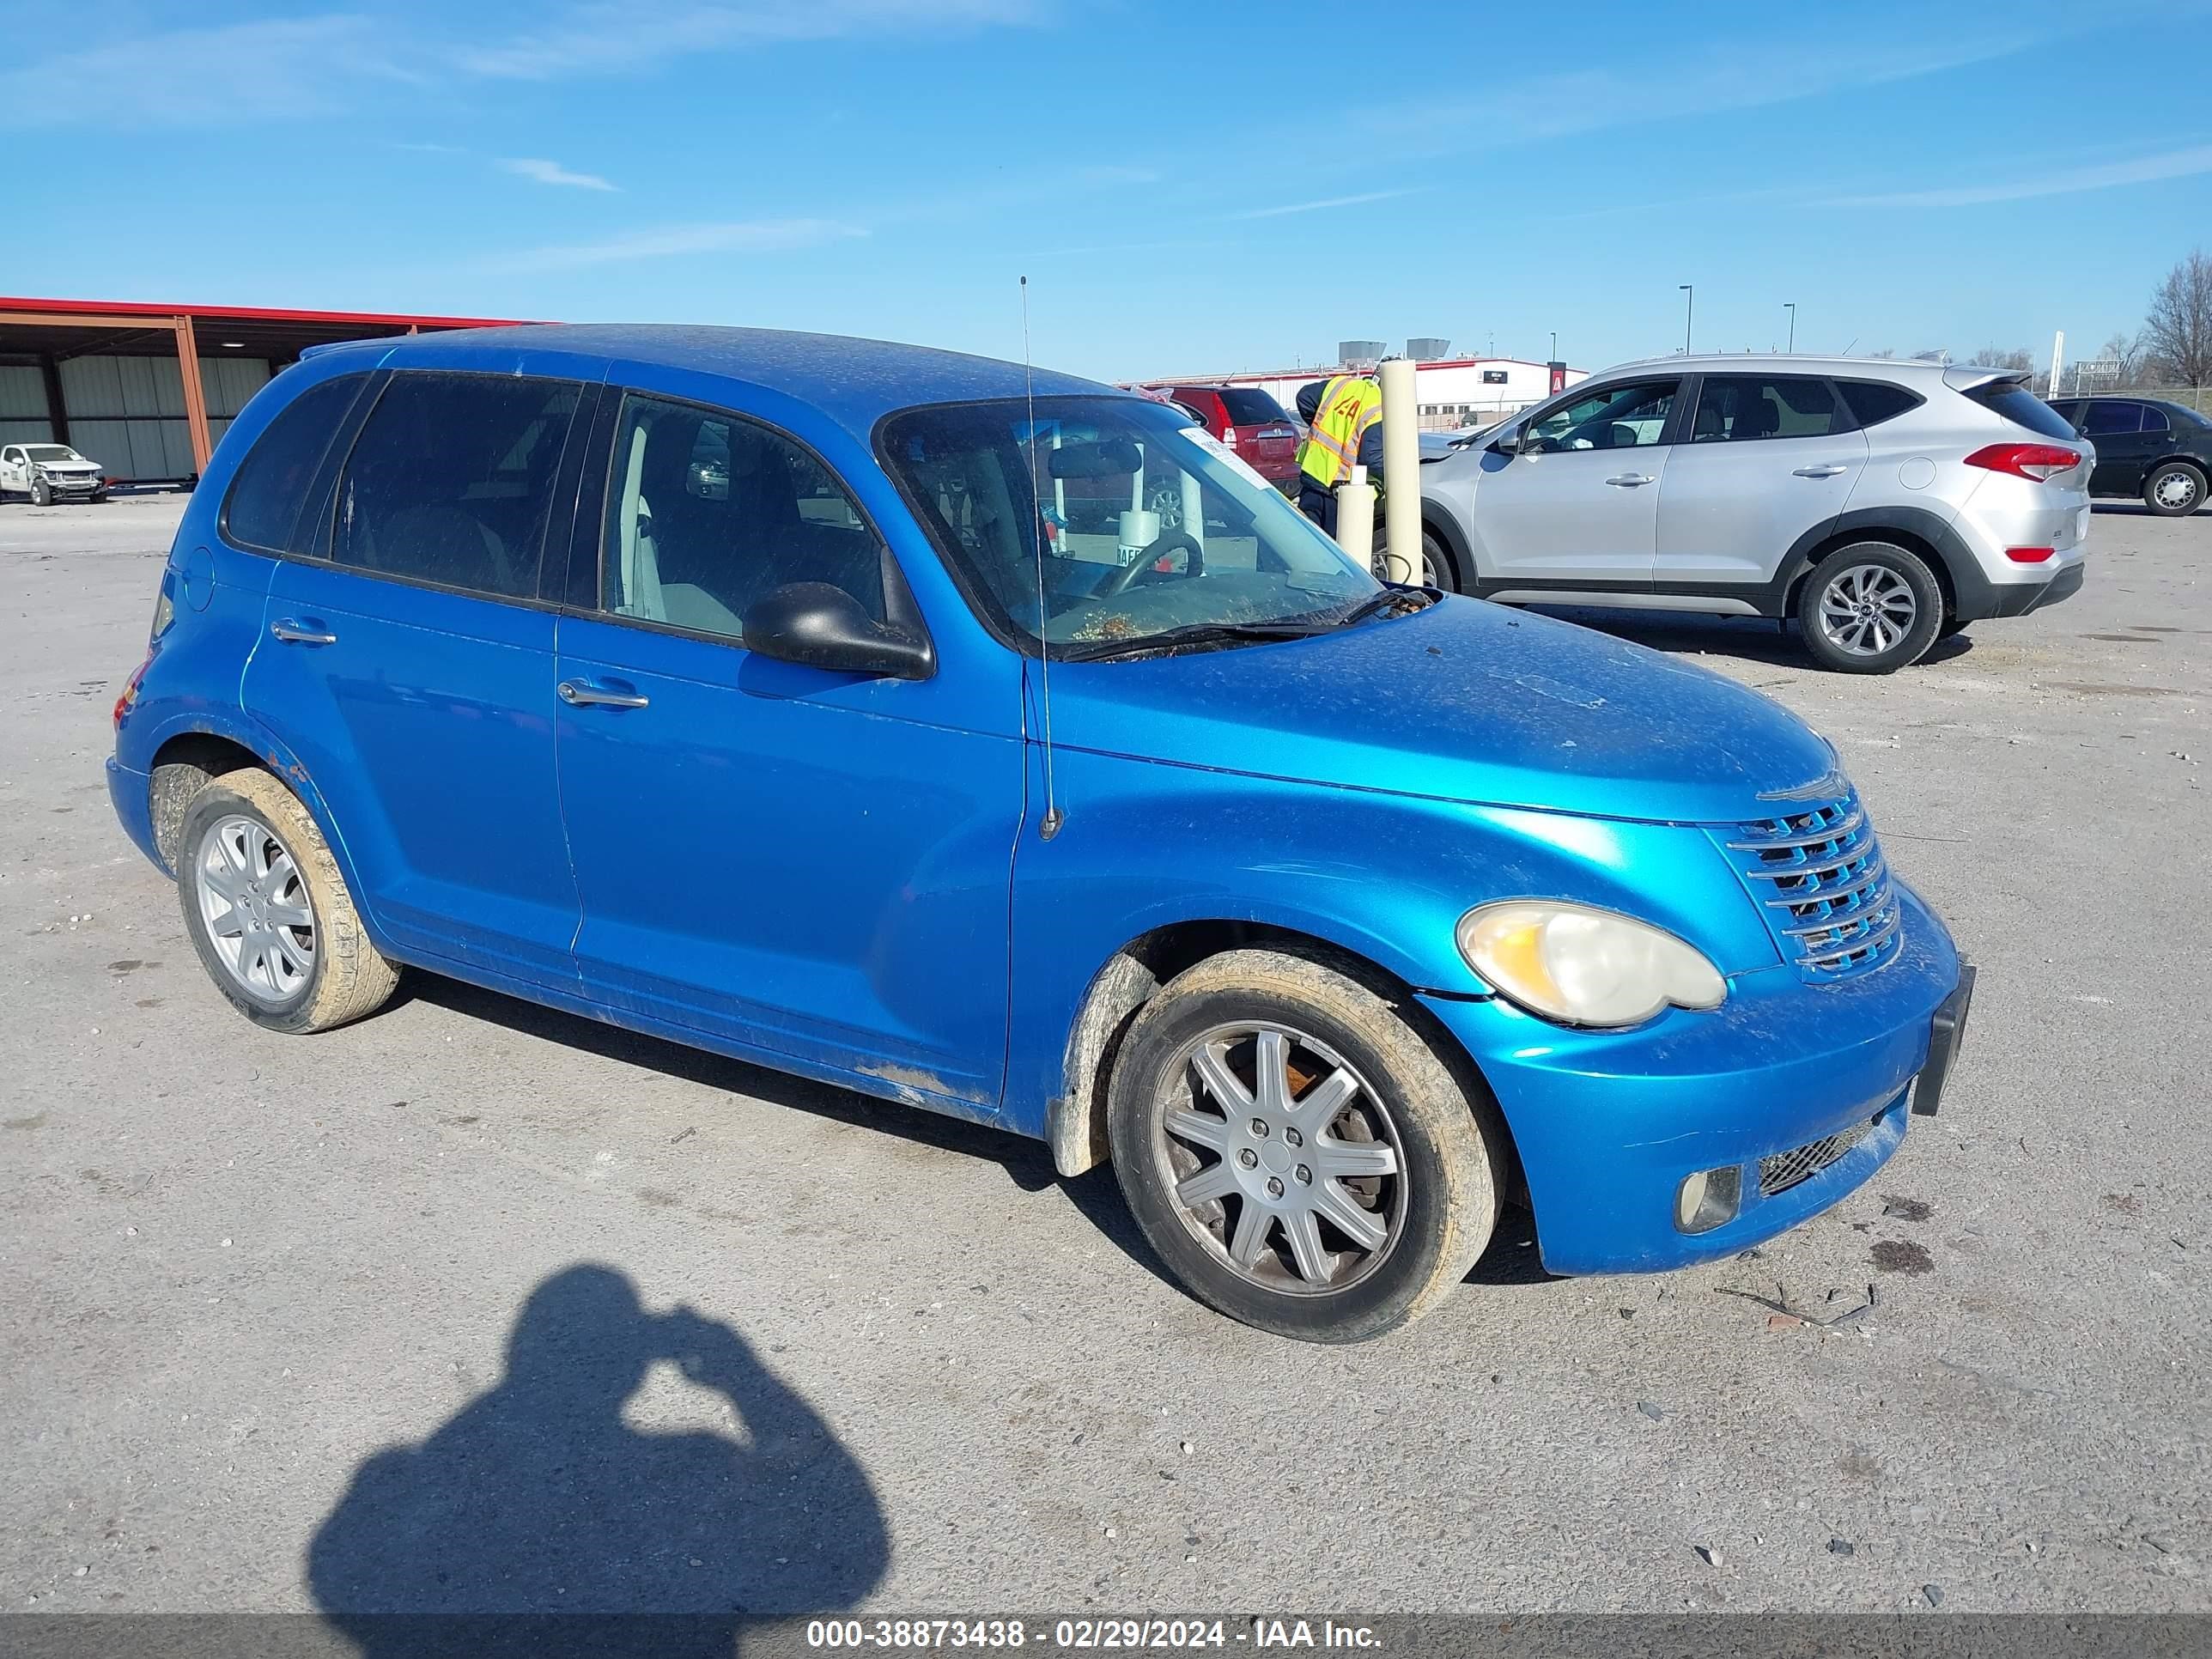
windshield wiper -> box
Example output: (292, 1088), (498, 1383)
(1056, 619), (1327, 662)
(1328, 585), (1441, 629)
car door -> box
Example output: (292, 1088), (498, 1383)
(2079, 400), (2151, 495)
(1466, 377), (1682, 589)
(0, 447), (23, 494)
(552, 386), (1021, 1109)
(1654, 374), (1869, 590)
(241, 368), (591, 989)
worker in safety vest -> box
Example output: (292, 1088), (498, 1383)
(1293, 368), (1385, 537)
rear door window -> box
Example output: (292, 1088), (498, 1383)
(1218, 388), (1291, 426)
(2140, 404), (2172, 433)
(222, 373), (370, 554)
(1691, 376), (1844, 442)
(2081, 401), (2146, 436)
(1964, 380), (2079, 441)
(331, 372), (582, 600)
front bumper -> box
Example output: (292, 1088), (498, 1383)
(40, 474), (102, 496)
(1421, 883), (1962, 1274)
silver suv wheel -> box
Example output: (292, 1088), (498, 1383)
(1817, 562), (1918, 659)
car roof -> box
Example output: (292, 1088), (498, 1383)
(1595, 352), (1963, 380)
(312, 323), (1123, 444)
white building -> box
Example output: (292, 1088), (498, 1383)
(1141, 356), (1589, 433)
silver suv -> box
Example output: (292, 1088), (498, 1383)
(1416, 356), (2094, 672)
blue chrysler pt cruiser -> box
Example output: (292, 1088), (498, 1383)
(108, 325), (1972, 1341)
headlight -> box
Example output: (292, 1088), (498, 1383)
(1456, 901), (1726, 1028)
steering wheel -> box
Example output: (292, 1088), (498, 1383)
(1102, 529), (1204, 597)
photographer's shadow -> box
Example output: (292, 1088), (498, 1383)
(308, 1264), (886, 1658)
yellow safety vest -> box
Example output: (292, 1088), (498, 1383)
(1296, 374), (1382, 488)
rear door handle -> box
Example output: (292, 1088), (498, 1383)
(1792, 465), (1850, 478)
(558, 678), (650, 710)
(1604, 473), (1655, 488)
(270, 618), (338, 645)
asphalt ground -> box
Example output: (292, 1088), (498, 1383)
(2, 492), (2205, 1622)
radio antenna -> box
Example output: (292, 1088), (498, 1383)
(1021, 275), (1064, 840)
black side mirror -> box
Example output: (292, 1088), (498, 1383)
(741, 582), (933, 680)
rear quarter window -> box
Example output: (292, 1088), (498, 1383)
(1964, 380), (2078, 441)
(221, 373), (370, 554)
(1835, 380), (1923, 429)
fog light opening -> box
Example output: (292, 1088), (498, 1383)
(1674, 1165), (1742, 1235)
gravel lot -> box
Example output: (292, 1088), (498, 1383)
(3, 492), (2206, 1620)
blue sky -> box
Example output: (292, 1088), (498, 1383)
(4, 0), (2207, 381)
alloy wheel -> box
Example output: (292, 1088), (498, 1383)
(1817, 563), (1918, 658)
(194, 814), (316, 1005)
(1152, 1022), (1406, 1296)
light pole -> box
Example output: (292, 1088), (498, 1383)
(1550, 330), (1558, 362)
(1784, 302), (1796, 352)
(1679, 285), (1693, 354)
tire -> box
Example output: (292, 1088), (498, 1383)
(32, 478), (51, 507)
(1420, 528), (1462, 592)
(1796, 541), (1942, 674)
(2143, 461), (2204, 517)
(1107, 948), (1499, 1342)
(176, 767), (398, 1034)
(90, 490), (108, 504)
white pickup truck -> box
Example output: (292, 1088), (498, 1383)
(0, 441), (108, 505)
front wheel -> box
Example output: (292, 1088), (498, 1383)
(2144, 461), (2204, 517)
(31, 478), (51, 507)
(1796, 542), (1942, 673)
(1107, 949), (1498, 1342)
(177, 768), (398, 1034)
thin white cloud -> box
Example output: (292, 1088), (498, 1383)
(0, 15), (412, 128)
(498, 156), (619, 191)
(458, 0), (1046, 80)
(490, 217), (866, 271)
(1233, 188), (1425, 221)
(1824, 143), (2212, 208)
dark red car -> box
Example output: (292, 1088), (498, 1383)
(1146, 384), (1301, 492)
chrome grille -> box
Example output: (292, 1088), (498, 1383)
(1720, 789), (1901, 981)
(1760, 1114), (1879, 1196)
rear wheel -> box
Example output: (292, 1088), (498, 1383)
(1107, 949), (1498, 1342)
(177, 768), (398, 1034)
(2144, 461), (2204, 517)
(1796, 542), (1942, 673)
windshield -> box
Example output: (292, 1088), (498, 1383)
(25, 446), (83, 463)
(878, 396), (1377, 655)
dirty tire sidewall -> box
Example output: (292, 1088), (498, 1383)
(32, 478), (51, 506)
(177, 767), (398, 1035)
(2144, 461), (2203, 517)
(1796, 541), (1943, 674)
(1422, 529), (1462, 593)
(1107, 948), (1497, 1343)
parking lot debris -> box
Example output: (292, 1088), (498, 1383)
(1922, 1584), (1944, 1607)
(1637, 1400), (1665, 1421)
(1693, 1545), (1723, 1568)
(1828, 1539), (1856, 1556)
(1766, 1313), (1803, 1331)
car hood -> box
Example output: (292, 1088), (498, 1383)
(35, 459), (98, 471)
(1048, 596), (1836, 824)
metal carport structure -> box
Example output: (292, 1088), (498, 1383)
(0, 298), (531, 483)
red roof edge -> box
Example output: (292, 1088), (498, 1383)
(0, 295), (537, 329)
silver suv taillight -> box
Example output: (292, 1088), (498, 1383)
(1964, 441), (2081, 483)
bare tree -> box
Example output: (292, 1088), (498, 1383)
(1975, 345), (2034, 371)
(2098, 331), (2145, 382)
(2142, 248), (2212, 386)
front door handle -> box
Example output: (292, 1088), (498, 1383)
(1792, 465), (1850, 478)
(558, 678), (650, 710)
(1604, 473), (1655, 488)
(270, 618), (338, 646)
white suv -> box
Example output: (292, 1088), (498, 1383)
(1416, 356), (2094, 672)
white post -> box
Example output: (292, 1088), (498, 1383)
(1335, 465), (1376, 576)
(2048, 330), (2065, 401)
(1378, 357), (1421, 585)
